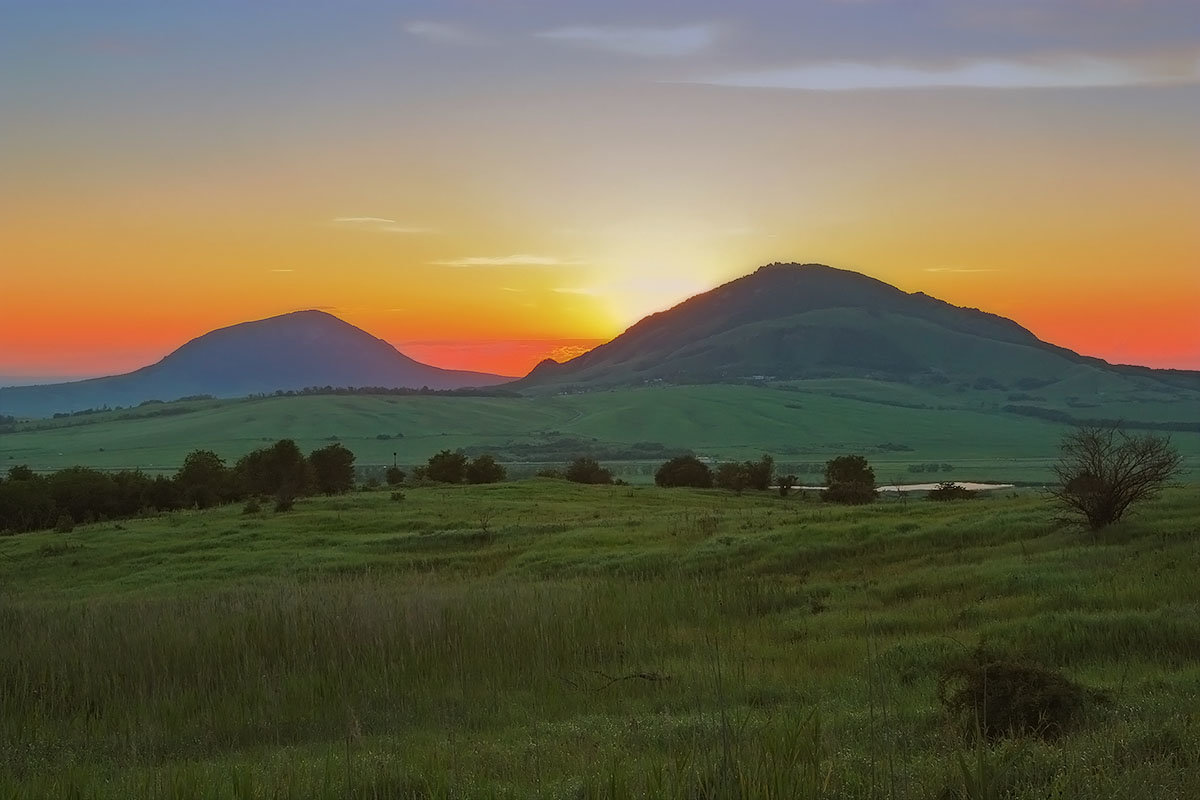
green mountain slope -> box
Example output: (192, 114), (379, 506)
(519, 263), (1200, 394)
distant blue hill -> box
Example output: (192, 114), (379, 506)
(0, 310), (509, 417)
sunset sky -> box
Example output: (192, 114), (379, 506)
(2, 0), (1198, 379)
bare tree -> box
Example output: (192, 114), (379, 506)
(1049, 424), (1183, 530)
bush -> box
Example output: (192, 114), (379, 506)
(308, 443), (356, 495)
(236, 440), (314, 498)
(1049, 424), (1183, 529)
(655, 455), (713, 488)
(713, 454), (774, 493)
(565, 457), (613, 485)
(535, 468), (564, 479)
(242, 497), (262, 515)
(425, 450), (468, 484)
(54, 513), (74, 533)
(390, 491), (405, 502)
(822, 455), (876, 504)
(714, 462), (748, 492)
(385, 466), (406, 486)
(273, 494), (295, 513)
(466, 454), (506, 484)
(928, 481), (973, 501)
(938, 648), (1102, 739)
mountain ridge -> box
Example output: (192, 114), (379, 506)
(0, 310), (509, 417)
(516, 263), (1200, 392)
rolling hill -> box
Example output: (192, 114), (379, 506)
(519, 263), (1200, 393)
(0, 310), (508, 417)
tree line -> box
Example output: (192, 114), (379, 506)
(0, 440), (357, 534)
(1, 424), (1182, 534)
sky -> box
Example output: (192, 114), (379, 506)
(1, 0), (1198, 378)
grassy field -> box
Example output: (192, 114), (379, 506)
(2, 481), (1197, 798)
(4, 382), (1199, 482)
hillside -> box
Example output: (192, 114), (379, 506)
(520, 263), (1200, 393)
(0, 310), (508, 417)
(4, 384), (1199, 482)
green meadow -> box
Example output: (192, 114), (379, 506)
(2, 481), (1197, 798)
(4, 382), (1200, 482)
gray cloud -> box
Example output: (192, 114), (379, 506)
(536, 24), (717, 57)
(403, 21), (479, 46)
(691, 53), (1200, 90)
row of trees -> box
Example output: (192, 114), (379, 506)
(654, 453), (875, 503)
(409, 450), (506, 485)
(0, 440), (356, 534)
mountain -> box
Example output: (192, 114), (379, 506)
(0, 310), (509, 417)
(518, 263), (1200, 393)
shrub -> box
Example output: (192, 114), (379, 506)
(424, 450), (468, 484)
(236, 440), (314, 498)
(714, 462), (748, 493)
(713, 454), (774, 493)
(466, 454), (506, 484)
(565, 457), (613, 485)
(655, 455), (713, 488)
(390, 491), (405, 502)
(308, 443), (356, 495)
(273, 494), (295, 513)
(54, 513), (74, 533)
(1049, 424), (1182, 529)
(928, 481), (973, 501)
(822, 455), (876, 504)
(385, 466), (406, 486)
(535, 468), (563, 479)
(176, 449), (231, 509)
(241, 497), (262, 515)
(938, 648), (1102, 739)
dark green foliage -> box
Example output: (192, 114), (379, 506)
(176, 450), (231, 509)
(778, 474), (796, 497)
(308, 443), (356, 495)
(928, 482), (973, 501)
(7, 465), (34, 481)
(714, 454), (774, 492)
(235, 439), (314, 498)
(242, 498), (261, 515)
(385, 466), (406, 486)
(1049, 424), (1184, 529)
(0, 440), (359, 533)
(822, 454), (876, 504)
(745, 454), (774, 491)
(534, 468), (563, 479)
(273, 494), (295, 513)
(564, 457), (613, 485)
(465, 454), (506, 484)
(53, 513), (74, 533)
(654, 455), (713, 488)
(714, 462), (748, 492)
(938, 649), (1102, 739)
(425, 450), (468, 483)
(390, 491), (405, 502)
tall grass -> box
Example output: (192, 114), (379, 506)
(1, 483), (1197, 797)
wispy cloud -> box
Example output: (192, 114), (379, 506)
(690, 54), (1200, 91)
(536, 24), (717, 58)
(331, 217), (433, 234)
(270, 269), (294, 273)
(924, 267), (999, 273)
(403, 21), (478, 46)
(431, 254), (582, 267)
